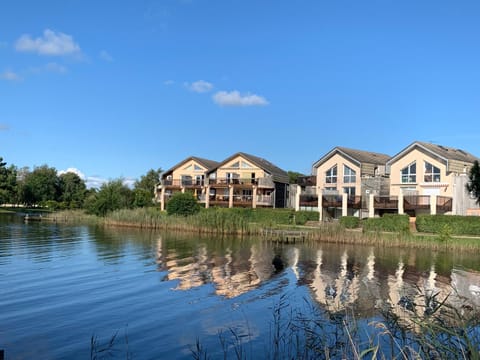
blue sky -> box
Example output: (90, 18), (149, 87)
(1, 0), (480, 187)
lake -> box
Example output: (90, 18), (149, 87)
(1, 213), (480, 359)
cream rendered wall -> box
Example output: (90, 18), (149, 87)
(171, 159), (207, 181)
(315, 154), (362, 195)
(215, 155), (267, 180)
(389, 149), (453, 197)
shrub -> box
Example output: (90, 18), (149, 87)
(363, 214), (410, 233)
(339, 216), (360, 229)
(416, 215), (480, 236)
(166, 192), (201, 216)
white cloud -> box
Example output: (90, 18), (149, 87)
(44, 62), (67, 73)
(212, 90), (269, 107)
(15, 29), (82, 57)
(58, 167), (86, 179)
(99, 50), (113, 62)
(86, 176), (107, 189)
(186, 80), (213, 93)
(0, 70), (21, 81)
(164, 80), (175, 85)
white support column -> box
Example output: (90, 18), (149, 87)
(368, 194), (375, 218)
(318, 192), (323, 221)
(430, 195), (437, 215)
(229, 185), (234, 208)
(252, 186), (257, 208)
(160, 186), (165, 211)
(295, 185), (301, 212)
(342, 193), (348, 217)
(205, 186), (210, 209)
(398, 192), (404, 215)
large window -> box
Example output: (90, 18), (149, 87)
(325, 165), (337, 184)
(424, 161), (441, 182)
(401, 162), (416, 183)
(343, 165), (356, 183)
(343, 187), (356, 196)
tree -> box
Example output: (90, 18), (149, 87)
(59, 172), (87, 209)
(20, 165), (59, 206)
(85, 179), (133, 216)
(288, 171), (305, 184)
(166, 192), (200, 216)
(0, 157), (17, 205)
(466, 160), (480, 205)
(133, 168), (162, 207)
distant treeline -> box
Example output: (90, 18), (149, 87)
(0, 156), (162, 216)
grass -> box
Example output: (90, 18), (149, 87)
(191, 292), (480, 360)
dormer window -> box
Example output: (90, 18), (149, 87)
(343, 165), (356, 183)
(325, 165), (337, 184)
(424, 161), (441, 182)
(401, 162), (416, 183)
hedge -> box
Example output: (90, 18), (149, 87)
(416, 215), (480, 236)
(362, 214), (410, 233)
(339, 216), (360, 229)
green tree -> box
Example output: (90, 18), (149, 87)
(466, 160), (480, 205)
(133, 168), (162, 207)
(85, 179), (133, 216)
(20, 165), (59, 206)
(59, 172), (87, 209)
(166, 192), (200, 216)
(0, 157), (17, 205)
(288, 171), (305, 184)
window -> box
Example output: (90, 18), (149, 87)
(343, 165), (356, 183)
(325, 165), (337, 184)
(343, 187), (356, 196)
(401, 162), (416, 183)
(194, 164), (203, 171)
(424, 161), (441, 182)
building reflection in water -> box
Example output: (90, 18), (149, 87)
(155, 235), (480, 320)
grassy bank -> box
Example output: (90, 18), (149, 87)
(41, 208), (480, 251)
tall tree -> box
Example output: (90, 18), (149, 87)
(133, 168), (162, 207)
(0, 157), (18, 205)
(20, 165), (59, 206)
(287, 171), (305, 184)
(85, 179), (133, 216)
(466, 160), (480, 205)
(59, 172), (87, 208)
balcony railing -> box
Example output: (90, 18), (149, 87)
(374, 196), (399, 209)
(322, 195), (343, 208)
(348, 195), (362, 209)
(300, 194), (318, 207)
(162, 179), (205, 187)
(207, 177), (275, 188)
(436, 196), (452, 212)
(404, 195), (430, 210)
(198, 194), (273, 207)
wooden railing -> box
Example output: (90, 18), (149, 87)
(322, 195), (342, 208)
(404, 195), (430, 210)
(162, 179), (205, 187)
(348, 196), (362, 209)
(300, 194), (318, 207)
(374, 196), (398, 209)
(436, 196), (452, 212)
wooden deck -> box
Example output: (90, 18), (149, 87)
(262, 229), (309, 243)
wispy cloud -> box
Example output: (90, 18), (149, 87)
(0, 124), (10, 131)
(0, 70), (21, 81)
(58, 167), (86, 179)
(212, 90), (269, 107)
(99, 50), (113, 62)
(15, 29), (82, 57)
(164, 80), (175, 86)
(185, 80), (214, 93)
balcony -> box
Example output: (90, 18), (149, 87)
(162, 179), (205, 188)
(347, 195), (362, 209)
(404, 195), (430, 210)
(300, 194), (318, 207)
(374, 196), (399, 209)
(207, 177), (275, 188)
(436, 196), (452, 212)
(322, 195), (342, 208)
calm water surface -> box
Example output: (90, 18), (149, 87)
(1, 213), (480, 359)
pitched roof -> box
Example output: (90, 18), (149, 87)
(162, 156), (219, 177)
(207, 152), (290, 183)
(313, 146), (390, 169)
(387, 141), (478, 165)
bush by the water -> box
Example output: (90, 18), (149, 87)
(416, 215), (480, 236)
(166, 192), (201, 216)
(362, 214), (410, 233)
(339, 216), (360, 229)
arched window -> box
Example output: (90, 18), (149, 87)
(343, 165), (356, 183)
(424, 162), (441, 182)
(325, 165), (337, 184)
